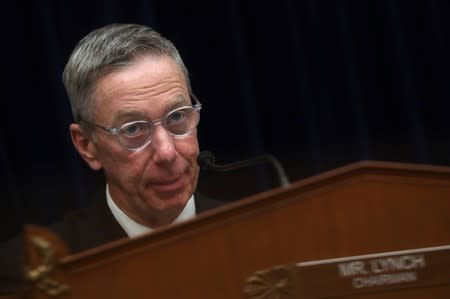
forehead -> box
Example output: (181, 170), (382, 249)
(92, 55), (189, 124)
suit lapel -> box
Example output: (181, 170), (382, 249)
(195, 192), (225, 213)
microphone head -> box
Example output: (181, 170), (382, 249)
(197, 150), (216, 169)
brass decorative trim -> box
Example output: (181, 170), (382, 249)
(25, 236), (70, 297)
(244, 265), (296, 299)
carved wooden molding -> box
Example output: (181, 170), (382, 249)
(244, 265), (297, 299)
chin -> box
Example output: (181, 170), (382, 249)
(149, 188), (192, 211)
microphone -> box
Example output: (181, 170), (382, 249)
(197, 150), (290, 187)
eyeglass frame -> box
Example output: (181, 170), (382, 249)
(79, 93), (202, 151)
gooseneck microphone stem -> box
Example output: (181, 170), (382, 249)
(198, 151), (290, 187)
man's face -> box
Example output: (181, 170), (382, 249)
(86, 55), (199, 227)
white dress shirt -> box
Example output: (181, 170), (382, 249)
(106, 185), (196, 238)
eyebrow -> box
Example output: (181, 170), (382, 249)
(112, 111), (147, 126)
(111, 95), (190, 126)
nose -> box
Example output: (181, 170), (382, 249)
(150, 125), (177, 164)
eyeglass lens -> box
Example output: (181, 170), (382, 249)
(118, 106), (200, 149)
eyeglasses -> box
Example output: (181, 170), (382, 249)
(81, 95), (202, 151)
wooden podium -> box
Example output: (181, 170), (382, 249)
(23, 161), (450, 298)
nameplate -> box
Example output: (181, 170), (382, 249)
(297, 245), (450, 298)
(244, 245), (450, 298)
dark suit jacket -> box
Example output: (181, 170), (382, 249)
(52, 192), (224, 253)
(0, 192), (224, 295)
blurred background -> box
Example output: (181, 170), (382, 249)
(1, 0), (449, 241)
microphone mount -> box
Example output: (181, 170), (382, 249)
(198, 151), (290, 187)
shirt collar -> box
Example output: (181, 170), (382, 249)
(106, 185), (196, 238)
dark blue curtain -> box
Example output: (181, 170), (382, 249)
(2, 0), (449, 241)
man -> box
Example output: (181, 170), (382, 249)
(62, 23), (223, 243)
(0, 23), (223, 295)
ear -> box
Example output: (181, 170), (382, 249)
(69, 123), (103, 170)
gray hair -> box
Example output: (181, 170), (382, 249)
(62, 23), (191, 124)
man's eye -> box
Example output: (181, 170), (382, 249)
(121, 123), (145, 137)
(167, 110), (187, 124)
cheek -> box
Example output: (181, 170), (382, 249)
(127, 151), (153, 176)
(175, 135), (199, 163)
(99, 142), (147, 179)
(177, 137), (200, 191)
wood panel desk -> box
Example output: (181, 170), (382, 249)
(22, 161), (450, 298)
